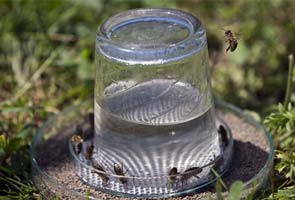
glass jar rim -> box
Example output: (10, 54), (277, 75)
(96, 8), (206, 65)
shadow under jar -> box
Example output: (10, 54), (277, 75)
(93, 8), (221, 195)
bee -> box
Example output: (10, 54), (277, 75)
(180, 166), (202, 186)
(70, 125), (84, 154)
(224, 29), (238, 52)
(218, 125), (229, 147)
(92, 161), (109, 185)
(85, 144), (94, 160)
(167, 167), (180, 187)
(113, 163), (128, 184)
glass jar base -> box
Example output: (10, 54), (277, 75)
(69, 117), (233, 198)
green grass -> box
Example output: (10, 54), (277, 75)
(0, 0), (295, 199)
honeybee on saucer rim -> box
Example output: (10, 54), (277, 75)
(92, 161), (109, 185)
(113, 163), (128, 184)
(84, 144), (94, 160)
(70, 125), (84, 154)
(167, 167), (180, 187)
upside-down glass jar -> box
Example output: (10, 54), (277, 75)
(77, 8), (232, 197)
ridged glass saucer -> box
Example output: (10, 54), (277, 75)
(30, 100), (274, 199)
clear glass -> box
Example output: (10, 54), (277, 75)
(94, 8), (220, 194)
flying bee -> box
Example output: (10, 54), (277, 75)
(223, 29), (238, 52)
(70, 125), (84, 154)
(92, 161), (109, 185)
(180, 166), (202, 186)
(218, 125), (229, 147)
(113, 163), (128, 184)
(84, 144), (94, 160)
(167, 167), (180, 188)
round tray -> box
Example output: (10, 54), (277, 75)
(30, 100), (274, 199)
